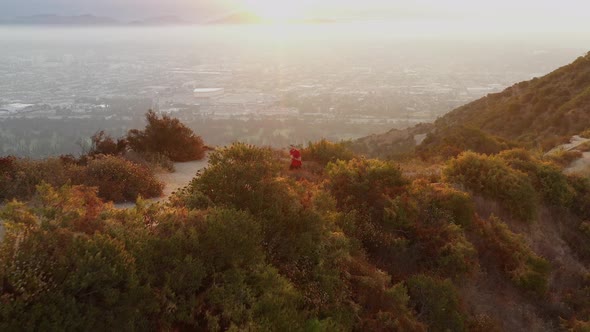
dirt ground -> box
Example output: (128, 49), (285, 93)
(115, 157), (209, 209)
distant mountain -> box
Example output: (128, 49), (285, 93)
(1, 14), (119, 25)
(129, 16), (186, 26)
(203, 12), (263, 25)
(0, 12), (338, 26)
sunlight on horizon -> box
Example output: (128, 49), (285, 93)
(240, 0), (311, 23)
(232, 0), (395, 23)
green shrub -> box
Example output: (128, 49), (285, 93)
(384, 181), (478, 279)
(443, 151), (538, 221)
(191, 142), (282, 215)
(406, 275), (466, 332)
(568, 175), (590, 220)
(417, 125), (512, 160)
(326, 158), (407, 216)
(82, 155), (163, 203)
(545, 149), (582, 167)
(473, 216), (550, 297)
(0, 155), (163, 204)
(0, 157), (81, 201)
(499, 149), (574, 207)
(407, 180), (475, 228)
(127, 110), (206, 162)
(301, 139), (355, 166)
(0, 222), (144, 330)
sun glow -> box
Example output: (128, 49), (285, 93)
(241, 0), (313, 23)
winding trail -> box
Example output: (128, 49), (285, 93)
(547, 135), (590, 154)
(115, 157), (209, 209)
(565, 152), (590, 175)
(546, 135), (590, 175)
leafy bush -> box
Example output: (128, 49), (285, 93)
(187, 143), (357, 324)
(81, 155), (163, 203)
(0, 154), (163, 204)
(473, 216), (550, 297)
(127, 110), (206, 162)
(499, 149), (574, 207)
(417, 125), (513, 160)
(301, 139), (354, 166)
(545, 149), (582, 167)
(0, 157), (81, 201)
(88, 130), (127, 156)
(190, 142), (282, 215)
(0, 210), (144, 330)
(384, 181), (478, 279)
(443, 151), (538, 221)
(568, 175), (590, 220)
(326, 158), (407, 217)
(406, 180), (475, 228)
(406, 275), (466, 332)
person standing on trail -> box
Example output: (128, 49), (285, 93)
(289, 145), (302, 170)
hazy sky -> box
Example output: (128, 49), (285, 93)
(1, 0), (590, 30)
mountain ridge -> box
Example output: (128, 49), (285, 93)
(355, 51), (590, 159)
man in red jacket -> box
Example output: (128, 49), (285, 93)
(289, 145), (302, 170)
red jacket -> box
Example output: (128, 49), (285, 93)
(290, 148), (302, 167)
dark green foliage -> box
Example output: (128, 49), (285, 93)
(190, 142), (282, 215)
(498, 149), (574, 207)
(443, 151), (538, 221)
(406, 275), (466, 332)
(0, 194), (145, 331)
(417, 125), (513, 160)
(472, 216), (550, 297)
(568, 175), (590, 220)
(326, 158), (407, 217)
(301, 139), (355, 166)
(384, 181), (478, 279)
(127, 110), (206, 162)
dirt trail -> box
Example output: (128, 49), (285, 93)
(115, 158), (208, 209)
(565, 152), (590, 175)
(545, 135), (590, 175)
(547, 135), (590, 154)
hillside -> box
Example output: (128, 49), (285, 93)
(3, 140), (590, 331)
(355, 52), (590, 159)
(438, 51), (590, 149)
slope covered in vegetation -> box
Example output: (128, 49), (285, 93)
(2, 139), (590, 331)
(436, 52), (590, 150)
(354, 52), (590, 160)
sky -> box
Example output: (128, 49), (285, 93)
(1, 0), (590, 31)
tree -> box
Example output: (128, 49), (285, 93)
(127, 110), (206, 162)
(88, 130), (127, 156)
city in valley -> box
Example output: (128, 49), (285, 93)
(0, 26), (584, 157)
